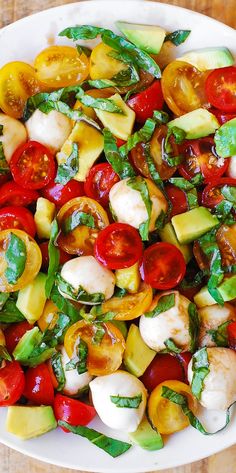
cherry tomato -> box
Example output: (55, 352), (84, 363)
(101, 282), (153, 321)
(177, 352), (192, 383)
(0, 361), (25, 406)
(0, 62), (42, 119)
(90, 43), (128, 80)
(127, 81), (164, 123)
(4, 321), (32, 354)
(42, 179), (84, 208)
(227, 321), (236, 350)
(37, 300), (59, 333)
(0, 181), (39, 208)
(94, 223), (143, 270)
(34, 46), (89, 88)
(211, 109), (236, 125)
(10, 141), (56, 190)
(140, 354), (184, 392)
(0, 206), (36, 236)
(202, 178), (236, 208)
(54, 394), (96, 432)
(140, 242), (186, 290)
(24, 363), (54, 406)
(216, 224), (236, 267)
(165, 184), (188, 218)
(205, 66), (236, 112)
(39, 241), (71, 270)
(179, 137), (228, 183)
(84, 163), (120, 207)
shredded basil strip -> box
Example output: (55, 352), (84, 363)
(51, 352), (66, 391)
(41, 313), (71, 347)
(92, 324), (106, 345)
(66, 339), (88, 374)
(45, 220), (60, 298)
(191, 347), (210, 400)
(198, 228), (224, 305)
(180, 270), (206, 290)
(56, 274), (105, 303)
(127, 177), (152, 241)
(76, 88), (124, 114)
(5, 233), (27, 285)
(0, 126), (9, 174)
(143, 142), (163, 187)
(188, 302), (200, 353)
(164, 30), (191, 46)
(113, 287), (128, 298)
(208, 320), (231, 347)
(0, 345), (12, 362)
(55, 143), (79, 185)
(145, 293), (175, 318)
(163, 127), (186, 167)
(76, 44), (92, 57)
(103, 128), (136, 179)
(110, 393), (142, 408)
(0, 296), (25, 323)
(50, 285), (81, 323)
(0, 293), (9, 311)
(62, 211), (96, 235)
(221, 185), (236, 204)
(168, 177), (199, 210)
(163, 338), (182, 354)
(215, 200), (234, 223)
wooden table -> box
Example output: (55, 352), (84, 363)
(0, 0), (236, 472)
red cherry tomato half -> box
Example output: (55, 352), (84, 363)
(94, 222), (143, 270)
(140, 354), (184, 392)
(10, 141), (56, 190)
(54, 393), (97, 432)
(39, 241), (71, 270)
(0, 181), (39, 207)
(84, 163), (120, 207)
(227, 321), (236, 350)
(177, 352), (192, 383)
(165, 184), (188, 218)
(205, 66), (236, 112)
(127, 81), (164, 123)
(140, 242), (186, 290)
(211, 109), (236, 125)
(24, 363), (54, 406)
(4, 321), (32, 354)
(0, 206), (36, 236)
(0, 361), (25, 406)
(42, 179), (84, 208)
(202, 178), (236, 208)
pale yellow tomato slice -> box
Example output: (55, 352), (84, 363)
(101, 282), (153, 321)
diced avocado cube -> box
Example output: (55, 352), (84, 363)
(95, 94), (135, 141)
(214, 118), (236, 158)
(16, 272), (47, 323)
(116, 21), (166, 54)
(178, 47), (234, 71)
(194, 286), (216, 308)
(111, 320), (128, 339)
(129, 416), (163, 451)
(168, 108), (220, 139)
(13, 326), (42, 362)
(6, 406), (57, 440)
(171, 207), (219, 244)
(159, 222), (192, 263)
(115, 263), (141, 294)
(124, 324), (156, 377)
(34, 197), (56, 239)
(194, 275), (236, 308)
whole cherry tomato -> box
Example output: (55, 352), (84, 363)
(84, 163), (120, 207)
(0, 181), (39, 207)
(140, 354), (184, 392)
(202, 178), (236, 208)
(54, 394), (96, 432)
(127, 81), (164, 123)
(165, 184), (188, 218)
(42, 179), (84, 208)
(205, 66), (236, 112)
(0, 206), (36, 236)
(24, 363), (55, 406)
(0, 361), (25, 406)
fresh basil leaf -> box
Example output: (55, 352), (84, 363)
(92, 324), (106, 345)
(59, 25), (103, 40)
(26, 344), (56, 367)
(96, 311), (116, 322)
(163, 127), (186, 167)
(198, 228), (224, 305)
(77, 91), (124, 114)
(215, 200), (233, 222)
(56, 274), (105, 304)
(0, 142), (9, 175)
(208, 320), (231, 347)
(62, 211), (95, 235)
(143, 143), (163, 187)
(45, 220), (60, 298)
(113, 287), (128, 298)
(55, 143), (79, 185)
(51, 351), (66, 391)
(110, 393), (142, 408)
(168, 177), (195, 191)
(191, 347), (210, 400)
(164, 30), (191, 46)
(5, 233), (26, 285)
(155, 210), (166, 231)
(58, 421), (132, 457)
(188, 302), (200, 353)
(88, 79), (116, 89)
(66, 338), (88, 374)
(41, 313), (71, 347)
(103, 128), (135, 179)
(127, 177), (152, 241)
(50, 285), (81, 323)
(214, 118), (236, 158)
(170, 126), (187, 144)
(145, 293), (175, 318)
(0, 293), (9, 311)
(186, 188), (199, 210)
(111, 64), (139, 87)
(76, 44), (92, 57)
(0, 345), (12, 362)
(163, 338), (182, 354)
(0, 297), (25, 323)
(221, 185), (236, 204)
(180, 270), (206, 290)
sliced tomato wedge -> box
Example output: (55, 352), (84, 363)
(0, 181), (39, 207)
(165, 184), (188, 218)
(205, 66), (236, 112)
(140, 354), (184, 392)
(84, 163), (120, 207)
(0, 206), (36, 236)
(0, 361), (25, 406)
(24, 363), (55, 406)
(42, 179), (84, 208)
(127, 81), (164, 123)
(54, 394), (96, 432)
(202, 178), (236, 208)
(4, 321), (32, 354)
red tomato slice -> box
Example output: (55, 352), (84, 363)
(94, 222), (143, 270)
(54, 393), (96, 432)
(0, 181), (39, 207)
(0, 206), (36, 236)
(127, 81), (164, 123)
(42, 179), (84, 208)
(84, 163), (120, 207)
(165, 184), (188, 218)
(0, 361), (25, 406)
(39, 241), (71, 270)
(140, 354), (184, 392)
(205, 66), (236, 112)
(24, 363), (54, 406)
(10, 141), (56, 190)
(177, 352), (192, 383)
(202, 178), (236, 208)
(227, 321), (236, 350)
(140, 242), (186, 290)
(210, 109), (236, 125)
(4, 321), (32, 354)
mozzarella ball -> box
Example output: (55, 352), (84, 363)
(109, 177), (168, 232)
(188, 347), (236, 410)
(60, 256), (115, 304)
(60, 346), (93, 397)
(26, 109), (72, 153)
(89, 370), (147, 432)
(226, 156), (236, 179)
(199, 303), (236, 347)
(0, 113), (27, 162)
(139, 291), (192, 352)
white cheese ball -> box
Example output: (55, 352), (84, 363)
(199, 303), (236, 347)
(188, 347), (236, 410)
(60, 256), (115, 305)
(26, 109), (72, 153)
(226, 156), (236, 179)
(60, 346), (93, 397)
(89, 370), (147, 432)
(109, 177), (167, 232)
(139, 291), (192, 352)
(0, 113), (27, 162)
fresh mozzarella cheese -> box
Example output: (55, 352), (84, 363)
(0, 113), (27, 162)
(139, 291), (192, 352)
(89, 370), (147, 432)
(188, 347), (236, 410)
(226, 156), (236, 179)
(26, 109), (72, 153)
(60, 256), (115, 304)
(199, 303), (236, 347)
(60, 346), (93, 397)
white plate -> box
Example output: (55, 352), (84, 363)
(0, 1), (236, 471)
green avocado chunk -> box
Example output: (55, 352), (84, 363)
(159, 222), (192, 263)
(13, 327), (41, 362)
(6, 406), (57, 440)
(124, 324), (156, 377)
(171, 207), (219, 244)
(129, 416), (163, 451)
(178, 47), (234, 71)
(16, 272), (47, 323)
(214, 118), (236, 158)
(116, 21), (166, 54)
(194, 275), (236, 308)
(168, 108), (219, 139)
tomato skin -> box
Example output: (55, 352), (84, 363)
(140, 354), (184, 392)
(0, 206), (36, 236)
(165, 184), (188, 218)
(84, 163), (120, 207)
(127, 81), (164, 123)
(94, 223), (143, 270)
(202, 178), (236, 208)
(4, 321), (32, 354)
(39, 241), (71, 270)
(211, 109), (236, 125)
(0, 181), (39, 207)
(177, 352), (192, 383)
(42, 179), (84, 208)
(205, 66), (236, 112)
(116, 139), (126, 147)
(227, 321), (236, 350)
(0, 361), (25, 406)
(24, 363), (55, 406)
(54, 394), (96, 432)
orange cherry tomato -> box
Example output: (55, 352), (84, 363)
(101, 282), (153, 321)
(37, 300), (59, 333)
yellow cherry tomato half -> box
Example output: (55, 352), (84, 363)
(0, 61), (42, 119)
(64, 320), (125, 376)
(161, 61), (208, 116)
(148, 380), (198, 435)
(34, 46), (89, 88)
(38, 300), (59, 332)
(90, 42), (128, 80)
(0, 229), (42, 292)
(101, 282), (153, 321)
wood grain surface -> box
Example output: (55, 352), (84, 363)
(0, 1), (235, 472)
